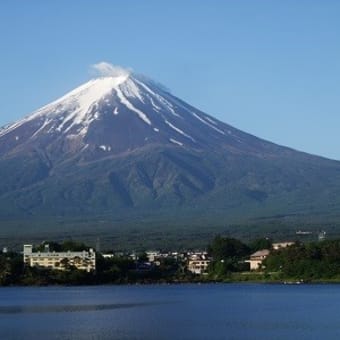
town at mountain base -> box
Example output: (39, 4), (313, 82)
(2, 236), (340, 286)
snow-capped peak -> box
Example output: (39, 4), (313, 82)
(0, 63), (236, 157)
(0, 73), (131, 138)
(36, 75), (132, 135)
(36, 75), (129, 118)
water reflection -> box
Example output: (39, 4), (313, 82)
(0, 302), (162, 314)
(1, 284), (340, 340)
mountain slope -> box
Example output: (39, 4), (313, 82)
(1, 68), (340, 240)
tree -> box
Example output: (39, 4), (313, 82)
(35, 241), (62, 252)
(208, 236), (250, 261)
(207, 236), (250, 278)
(137, 252), (148, 262)
(61, 240), (89, 251)
(0, 257), (12, 285)
(60, 258), (70, 270)
(249, 238), (272, 252)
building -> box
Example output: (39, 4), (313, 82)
(146, 251), (161, 262)
(187, 252), (211, 275)
(187, 252), (210, 274)
(318, 231), (326, 241)
(23, 244), (96, 272)
(187, 259), (211, 275)
(247, 249), (270, 271)
(272, 242), (295, 250)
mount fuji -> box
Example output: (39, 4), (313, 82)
(1, 64), (340, 241)
(0, 68), (281, 158)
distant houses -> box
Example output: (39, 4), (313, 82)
(247, 249), (271, 271)
(187, 252), (211, 275)
(144, 250), (211, 275)
(21, 239), (296, 275)
(23, 244), (96, 272)
(272, 242), (295, 250)
(247, 241), (295, 271)
(187, 259), (210, 275)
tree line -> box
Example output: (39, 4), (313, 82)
(2, 237), (340, 285)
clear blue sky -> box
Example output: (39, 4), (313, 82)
(1, 1), (339, 159)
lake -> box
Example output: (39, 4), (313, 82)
(0, 283), (339, 339)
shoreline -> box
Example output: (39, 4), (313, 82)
(2, 277), (340, 287)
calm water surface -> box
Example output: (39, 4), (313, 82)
(0, 283), (340, 339)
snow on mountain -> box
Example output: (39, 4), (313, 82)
(0, 66), (282, 160)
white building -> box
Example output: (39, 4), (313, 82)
(186, 252), (210, 275)
(187, 259), (211, 275)
(247, 249), (270, 271)
(272, 242), (295, 250)
(146, 251), (161, 262)
(23, 244), (96, 272)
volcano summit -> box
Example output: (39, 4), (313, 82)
(0, 67), (275, 157)
(1, 65), (340, 240)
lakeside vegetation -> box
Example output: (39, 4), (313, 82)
(3, 237), (340, 285)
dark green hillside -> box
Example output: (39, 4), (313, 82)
(1, 144), (340, 248)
